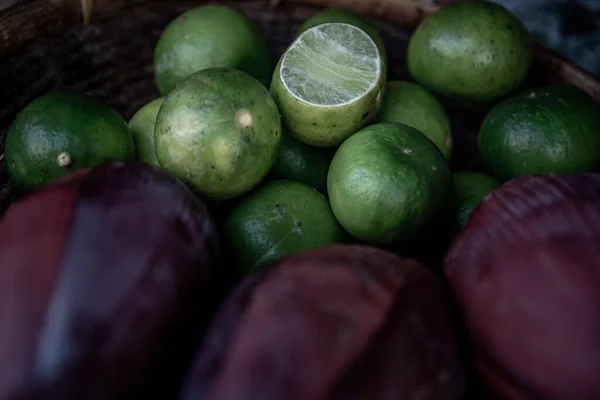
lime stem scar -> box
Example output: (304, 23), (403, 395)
(235, 110), (252, 128)
(57, 152), (72, 168)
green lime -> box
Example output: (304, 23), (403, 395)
(225, 179), (344, 273)
(297, 8), (387, 69)
(5, 92), (134, 191)
(271, 22), (385, 147)
(155, 68), (281, 200)
(328, 121), (452, 245)
(269, 129), (335, 194)
(377, 81), (452, 159)
(153, 5), (271, 96)
(453, 171), (500, 229)
(478, 84), (600, 181)
(128, 97), (164, 166)
(407, 1), (532, 107)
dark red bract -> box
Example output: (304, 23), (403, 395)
(0, 162), (221, 400)
(181, 244), (467, 400)
(444, 172), (600, 399)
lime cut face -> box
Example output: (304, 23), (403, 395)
(296, 8), (387, 69)
(281, 23), (381, 106)
(271, 22), (385, 147)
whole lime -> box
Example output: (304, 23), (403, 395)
(377, 81), (453, 159)
(5, 92), (134, 191)
(269, 129), (335, 194)
(297, 8), (387, 69)
(407, 1), (532, 107)
(478, 84), (600, 181)
(155, 68), (281, 200)
(128, 97), (164, 166)
(452, 171), (500, 229)
(271, 22), (385, 147)
(225, 179), (344, 273)
(328, 122), (452, 245)
(153, 5), (271, 95)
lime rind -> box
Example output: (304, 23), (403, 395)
(280, 22), (382, 108)
(154, 68), (281, 200)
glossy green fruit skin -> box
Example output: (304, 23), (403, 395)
(327, 122), (452, 245)
(153, 5), (271, 96)
(479, 84), (600, 181)
(155, 68), (281, 201)
(224, 179), (344, 274)
(407, 1), (532, 107)
(128, 97), (164, 166)
(5, 92), (135, 192)
(452, 171), (501, 229)
(378, 81), (453, 159)
(269, 129), (335, 194)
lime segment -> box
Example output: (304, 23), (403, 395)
(282, 23), (381, 105)
(297, 8), (387, 69)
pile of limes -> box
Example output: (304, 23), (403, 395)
(4, 2), (600, 273)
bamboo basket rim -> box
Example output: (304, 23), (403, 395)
(1, 0), (599, 209)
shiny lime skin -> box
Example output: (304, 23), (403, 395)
(297, 8), (387, 68)
(269, 129), (335, 194)
(128, 97), (164, 166)
(407, 1), (532, 107)
(224, 179), (344, 273)
(453, 171), (500, 229)
(327, 122), (452, 245)
(153, 5), (271, 95)
(5, 92), (134, 191)
(377, 81), (452, 159)
(478, 84), (600, 181)
(154, 68), (281, 201)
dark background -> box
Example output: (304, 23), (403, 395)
(1, 0), (599, 78)
(490, 0), (600, 79)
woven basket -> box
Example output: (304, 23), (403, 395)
(1, 0), (599, 214)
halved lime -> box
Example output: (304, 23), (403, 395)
(297, 8), (387, 70)
(271, 22), (385, 147)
